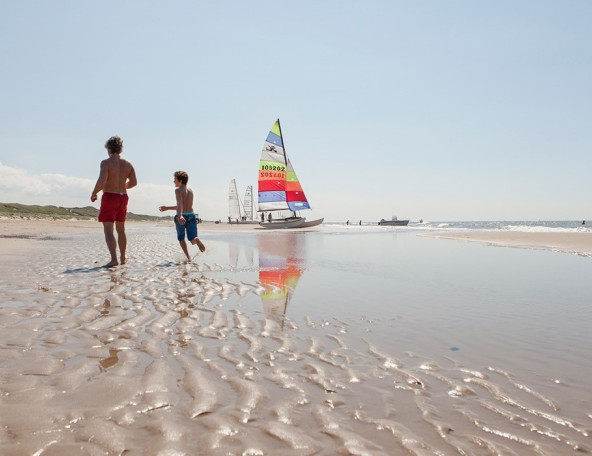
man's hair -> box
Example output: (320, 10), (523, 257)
(105, 136), (124, 154)
(174, 171), (189, 185)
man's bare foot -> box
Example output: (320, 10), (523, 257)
(120, 256), (126, 265)
(192, 238), (206, 252)
(103, 260), (119, 268)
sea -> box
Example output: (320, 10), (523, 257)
(1, 220), (591, 454)
(324, 219), (591, 233)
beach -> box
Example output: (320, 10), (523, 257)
(422, 229), (592, 257)
(1, 219), (591, 455)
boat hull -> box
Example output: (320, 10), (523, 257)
(299, 218), (324, 228)
(378, 220), (409, 226)
(259, 218), (306, 229)
(258, 217), (324, 229)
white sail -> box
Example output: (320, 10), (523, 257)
(244, 185), (254, 221)
(229, 179), (243, 220)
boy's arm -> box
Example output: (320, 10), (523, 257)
(91, 161), (108, 202)
(175, 188), (186, 224)
(158, 205), (176, 211)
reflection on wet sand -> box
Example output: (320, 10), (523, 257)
(258, 232), (305, 325)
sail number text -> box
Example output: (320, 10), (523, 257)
(260, 164), (286, 179)
(260, 164), (286, 172)
(260, 171), (286, 178)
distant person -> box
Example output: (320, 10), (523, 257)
(583, 220), (586, 225)
(346, 220), (349, 225)
(260, 212), (265, 222)
(268, 213), (272, 222)
(159, 170), (206, 262)
(359, 220), (362, 225)
(91, 136), (137, 268)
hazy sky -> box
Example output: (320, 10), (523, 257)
(1, 1), (590, 222)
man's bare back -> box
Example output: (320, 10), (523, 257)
(92, 155), (137, 201)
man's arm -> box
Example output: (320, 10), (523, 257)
(126, 165), (137, 189)
(91, 161), (108, 202)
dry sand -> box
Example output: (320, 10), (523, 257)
(423, 229), (592, 256)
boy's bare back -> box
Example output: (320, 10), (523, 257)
(175, 185), (194, 213)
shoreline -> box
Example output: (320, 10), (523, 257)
(2, 218), (591, 259)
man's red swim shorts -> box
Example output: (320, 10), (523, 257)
(98, 192), (129, 222)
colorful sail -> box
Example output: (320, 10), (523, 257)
(258, 119), (310, 213)
(285, 159), (310, 211)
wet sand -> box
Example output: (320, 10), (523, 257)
(1, 219), (591, 454)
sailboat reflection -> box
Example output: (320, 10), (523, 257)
(258, 232), (306, 324)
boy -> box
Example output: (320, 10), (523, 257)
(159, 171), (206, 261)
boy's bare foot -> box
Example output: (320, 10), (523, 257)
(103, 260), (119, 268)
(192, 238), (206, 252)
(121, 256), (126, 265)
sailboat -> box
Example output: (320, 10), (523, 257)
(228, 179), (258, 223)
(257, 119), (323, 229)
(244, 185), (255, 221)
(228, 179), (244, 223)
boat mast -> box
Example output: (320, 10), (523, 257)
(276, 118), (297, 217)
(276, 118), (288, 167)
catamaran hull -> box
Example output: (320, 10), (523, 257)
(299, 218), (324, 228)
(259, 218), (306, 229)
(258, 217), (323, 229)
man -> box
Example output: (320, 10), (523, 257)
(91, 136), (137, 267)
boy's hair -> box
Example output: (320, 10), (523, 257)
(174, 171), (189, 185)
(105, 136), (123, 154)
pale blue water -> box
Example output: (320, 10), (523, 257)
(325, 219), (591, 233)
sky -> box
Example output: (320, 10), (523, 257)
(0, 1), (590, 223)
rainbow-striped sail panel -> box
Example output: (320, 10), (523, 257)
(258, 119), (310, 213)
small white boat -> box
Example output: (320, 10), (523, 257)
(378, 216), (409, 226)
